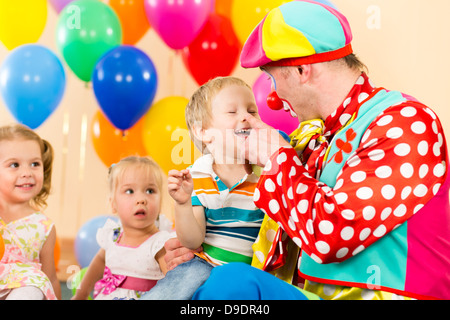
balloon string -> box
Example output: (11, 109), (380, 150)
(168, 50), (175, 96)
(76, 113), (88, 233)
(79, 113), (88, 182)
(76, 85), (89, 232)
(182, 64), (187, 97)
(58, 109), (70, 224)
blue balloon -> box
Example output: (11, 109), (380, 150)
(74, 215), (119, 268)
(92, 45), (158, 131)
(0, 44), (66, 129)
(278, 130), (291, 143)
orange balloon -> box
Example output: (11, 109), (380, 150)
(54, 236), (60, 270)
(0, 234), (4, 261)
(91, 110), (148, 167)
(215, 0), (233, 19)
(108, 0), (150, 45)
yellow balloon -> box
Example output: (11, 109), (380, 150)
(0, 0), (47, 50)
(231, 0), (291, 45)
(142, 96), (201, 175)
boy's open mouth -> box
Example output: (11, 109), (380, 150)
(234, 128), (251, 137)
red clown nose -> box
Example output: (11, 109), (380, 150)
(267, 91), (284, 110)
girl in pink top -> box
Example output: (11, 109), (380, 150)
(0, 124), (60, 300)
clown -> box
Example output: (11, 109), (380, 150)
(192, 0), (450, 300)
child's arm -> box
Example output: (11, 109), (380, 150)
(72, 249), (105, 300)
(40, 227), (61, 299)
(168, 169), (206, 250)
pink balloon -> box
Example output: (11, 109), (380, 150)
(144, 0), (213, 50)
(48, 0), (76, 13)
(252, 72), (299, 135)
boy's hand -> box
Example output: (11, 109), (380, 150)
(167, 169), (194, 205)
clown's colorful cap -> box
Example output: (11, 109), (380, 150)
(240, 0), (353, 68)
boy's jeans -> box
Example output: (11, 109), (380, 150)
(140, 256), (214, 300)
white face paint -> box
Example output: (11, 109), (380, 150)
(282, 100), (298, 118)
(263, 70), (298, 118)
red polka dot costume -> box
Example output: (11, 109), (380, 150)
(254, 73), (450, 299)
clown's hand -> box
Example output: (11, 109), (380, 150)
(242, 115), (291, 168)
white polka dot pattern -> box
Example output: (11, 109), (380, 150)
(254, 104), (447, 264)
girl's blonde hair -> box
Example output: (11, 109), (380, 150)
(185, 76), (252, 152)
(108, 156), (164, 206)
(0, 124), (54, 209)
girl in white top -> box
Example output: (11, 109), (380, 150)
(72, 156), (170, 300)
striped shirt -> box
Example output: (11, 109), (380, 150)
(189, 154), (263, 265)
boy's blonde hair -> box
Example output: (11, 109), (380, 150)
(108, 156), (164, 207)
(0, 124), (54, 209)
(185, 76), (252, 152)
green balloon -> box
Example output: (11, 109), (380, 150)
(56, 0), (122, 82)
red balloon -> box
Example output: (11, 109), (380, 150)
(181, 13), (241, 86)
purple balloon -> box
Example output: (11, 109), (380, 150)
(252, 72), (299, 135)
(48, 0), (76, 13)
(144, 0), (213, 50)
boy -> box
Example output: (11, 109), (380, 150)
(141, 76), (264, 300)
